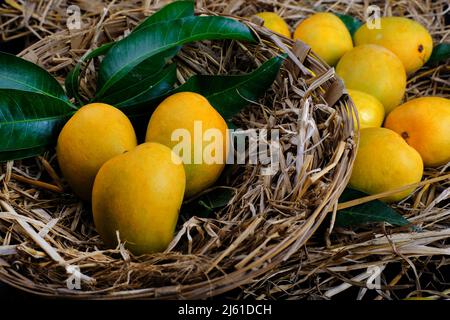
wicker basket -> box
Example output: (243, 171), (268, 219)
(0, 4), (357, 299)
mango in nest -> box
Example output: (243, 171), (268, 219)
(146, 92), (228, 198)
(347, 89), (385, 129)
(254, 12), (291, 39)
(384, 97), (450, 167)
(293, 12), (353, 66)
(349, 128), (423, 202)
(354, 17), (433, 74)
(336, 44), (406, 114)
(92, 142), (186, 255)
(57, 103), (137, 201)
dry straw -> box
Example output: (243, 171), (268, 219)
(0, 0), (357, 298)
(0, 0), (449, 300)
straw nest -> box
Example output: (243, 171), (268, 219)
(1, 0), (449, 300)
(219, 0), (449, 300)
(0, 1), (357, 298)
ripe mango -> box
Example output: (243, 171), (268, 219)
(336, 44), (406, 114)
(349, 128), (423, 202)
(92, 143), (186, 255)
(146, 92), (228, 198)
(254, 12), (291, 39)
(57, 103), (137, 201)
(354, 17), (433, 74)
(384, 97), (450, 167)
(293, 12), (353, 66)
(347, 89), (385, 129)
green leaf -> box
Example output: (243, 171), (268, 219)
(181, 187), (235, 218)
(335, 189), (410, 228)
(65, 43), (114, 104)
(0, 89), (74, 157)
(426, 43), (450, 67)
(0, 51), (69, 103)
(174, 54), (286, 119)
(95, 47), (179, 101)
(0, 146), (47, 162)
(103, 63), (178, 114)
(95, 1), (195, 97)
(336, 13), (363, 37)
(97, 16), (257, 98)
(133, 0), (195, 33)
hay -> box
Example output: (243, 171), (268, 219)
(0, 1), (357, 298)
(215, 0), (449, 300)
(0, 0), (449, 300)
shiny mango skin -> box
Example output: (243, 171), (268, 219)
(57, 103), (137, 201)
(384, 97), (450, 167)
(293, 12), (353, 66)
(354, 17), (433, 74)
(349, 128), (423, 202)
(254, 12), (291, 39)
(146, 92), (228, 198)
(92, 143), (186, 255)
(336, 44), (406, 114)
(347, 89), (385, 129)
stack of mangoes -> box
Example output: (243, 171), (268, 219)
(255, 11), (450, 202)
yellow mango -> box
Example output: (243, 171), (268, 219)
(92, 143), (186, 254)
(337, 44), (406, 114)
(293, 12), (353, 66)
(355, 17), (433, 74)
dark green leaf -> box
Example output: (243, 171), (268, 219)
(336, 13), (363, 37)
(174, 54), (286, 119)
(133, 0), (195, 33)
(0, 89), (74, 157)
(0, 146), (47, 162)
(426, 43), (450, 67)
(0, 51), (69, 103)
(95, 47), (179, 101)
(97, 16), (256, 97)
(182, 187), (235, 218)
(65, 43), (114, 104)
(95, 1), (195, 96)
(335, 189), (410, 228)
(103, 63), (178, 114)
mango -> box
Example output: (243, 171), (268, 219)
(355, 17), (433, 74)
(349, 128), (423, 202)
(384, 97), (450, 167)
(254, 12), (291, 39)
(293, 12), (353, 66)
(146, 92), (228, 198)
(92, 143), (186, 254)
(347, 89), (385, 129)
(336, 44), (406, 114)
(57, 103), (137, 201)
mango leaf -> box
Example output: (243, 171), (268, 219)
(426, 43), (450, 67)
(0, 89), (74, 159)
(97, 16), (257, 98)
(0, 51), (69, 103)
(133, 0), (195, 32)
(335, 189), (410, 228)
(95, 1), (195, 97)
(102, 63), (178, 114)
(95, 48), (179, 101)
(336, 13), (363, 37)
(0, 146), (47, 162)
(181, 187), (235, 218)
(174, 54), (286, 119)
(68, 1), (195, 104)
(65, 43), (114, 104)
